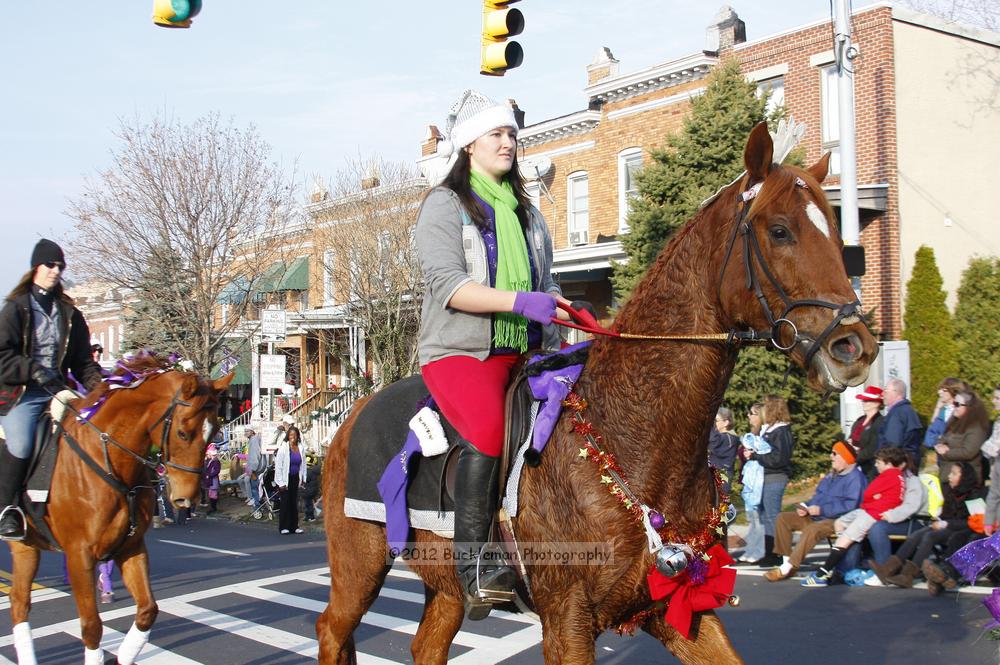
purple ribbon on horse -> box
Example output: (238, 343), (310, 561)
(949, 530), (1000, 585)
(524, 341), (590, 466)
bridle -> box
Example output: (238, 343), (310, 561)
(716, 175), (868, 368)
(52, 381), (208, 538)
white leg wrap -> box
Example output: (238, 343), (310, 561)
(116, 623), (151, 665)
(83, 646), (103, 665)
(12, 622), (36, 665)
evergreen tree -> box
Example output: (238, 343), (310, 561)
(955, 256), (1000, 400)
(124, 247), (197, 357)
(612, 58), (768, 297)
(902, 245), (959, 421)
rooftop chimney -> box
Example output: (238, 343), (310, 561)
(422, 125), (443, 157)
(508, 99), (525, 129)
(587, 47), (619, 85)
(704, 6), (746, 54)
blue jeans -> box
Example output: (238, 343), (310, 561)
(760, 475), (789, 537)
(0, 388), (50, 459)
(839, 519), (915, 571)
(743, 507), (766, 560)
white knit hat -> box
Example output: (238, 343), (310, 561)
(438, 89), (518, 158)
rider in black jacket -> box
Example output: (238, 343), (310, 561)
(0, 239), (103, 540)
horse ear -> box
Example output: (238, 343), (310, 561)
(213, 373), (235, 393)
(807, 152), (832, 184)
(743, 122), (773, 183)
(180, 374), (200, 399)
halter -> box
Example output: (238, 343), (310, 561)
(717, 175), (867, 368)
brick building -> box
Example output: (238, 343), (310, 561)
(417, 3), (1000, 339)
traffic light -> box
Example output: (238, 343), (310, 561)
(481, 1), (524, 76)
(153, 0), (202, 29)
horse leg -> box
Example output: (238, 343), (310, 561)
(642, 610), (745, 665)
(315, 533), (390, 664)
(113, 545), (159, 665)
(64, 548), (105, 665)
(537, 585), (596, 665)
(8, 543), (39, 664)
(410, 586), (464, 665)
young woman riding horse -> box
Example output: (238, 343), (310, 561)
(318, 121), (878, 665)
(0, 239), (103, 541)
(413, 90), (578, 614)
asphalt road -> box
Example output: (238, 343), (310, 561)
(0, 517), (996, 664)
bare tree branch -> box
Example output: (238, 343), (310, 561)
(311, 158), (427, 386)
(67, 113), (297, 373)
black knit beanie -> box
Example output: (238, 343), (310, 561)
(30, 239), (65, 268)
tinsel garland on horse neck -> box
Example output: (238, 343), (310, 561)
(576, 210), (739, 539)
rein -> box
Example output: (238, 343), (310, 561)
(551, 174), (868, 365)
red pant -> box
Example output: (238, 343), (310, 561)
(421, 354), (519, 456)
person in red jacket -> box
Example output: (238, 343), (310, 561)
(801, 446), (907, 587)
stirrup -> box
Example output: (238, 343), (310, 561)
(0, 505), (27, 542)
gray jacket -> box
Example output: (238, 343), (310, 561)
(415, 187), (561, 365)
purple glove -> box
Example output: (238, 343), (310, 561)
(512, 291), (557, 324)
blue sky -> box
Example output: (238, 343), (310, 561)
(0, 0), (877, 289)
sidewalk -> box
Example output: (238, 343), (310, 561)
(153, 491), (325, 533)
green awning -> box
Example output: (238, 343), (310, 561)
(252, 262), (288, 300)
(277, 256), (309, 291)
(217, 277), (250, 305)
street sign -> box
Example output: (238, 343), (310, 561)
(261, 308), (287, 342)
(260, 354), (286, 390)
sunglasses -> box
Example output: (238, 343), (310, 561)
(953, 401), (968, 408)
(43, 261), (65, 270)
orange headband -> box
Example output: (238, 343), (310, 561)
(833, 441), (856, 465)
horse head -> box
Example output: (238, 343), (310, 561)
(147, 370), (233, 509)
(718, 122), (877, 391)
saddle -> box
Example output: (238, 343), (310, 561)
(0, 390), (80, 550)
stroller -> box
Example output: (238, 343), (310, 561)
(252, 464), (282, 521)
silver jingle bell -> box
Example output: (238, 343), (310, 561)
(728, 594), (741, 607)
(654, 545), (688, 577)
(724, 504), (738, 524)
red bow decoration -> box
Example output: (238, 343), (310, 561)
(646, 543), (736, 639)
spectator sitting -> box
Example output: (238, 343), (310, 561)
(934, 390), (989, 483)
(877, 379), (924, 468)
(850, 386), (884, 480)
(764, 441), (866, 582)
(802, 446), (906, 587)
(872, 460), (984, 588)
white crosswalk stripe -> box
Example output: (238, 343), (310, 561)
(0, 565), (543, 663)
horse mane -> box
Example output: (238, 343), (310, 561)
(77, 351), (178, 410)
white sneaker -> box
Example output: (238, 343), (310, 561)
(864, 574), (884, 587)
(245, 499), (254, 505)
(280, 529), (290, 535)
(294, 528), (304, 534)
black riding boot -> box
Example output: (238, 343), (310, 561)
(453, 444), (516, 620)
(0, 448), (31, 541)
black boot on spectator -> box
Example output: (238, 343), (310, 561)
(753, 535), (781, 567)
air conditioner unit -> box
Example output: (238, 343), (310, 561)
(568, 229), (589, 246)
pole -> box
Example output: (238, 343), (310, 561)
(833, 0), (860, 252)
(268, 341), (274, 421)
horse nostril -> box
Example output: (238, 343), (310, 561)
(829, 333), (862, 363)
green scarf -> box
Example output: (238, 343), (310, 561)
(469, 169), (531, 351)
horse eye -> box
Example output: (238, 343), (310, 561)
(768, 224), (792, 243)
(177, 430), (190, 441)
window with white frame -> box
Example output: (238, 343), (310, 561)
(618, 148), (643, 233)
(820, 64), (842, 175)
(118, 324), (124, 351)
(108, 326), (115, 359)
(756, 77), (785, 117)
(566, 171), (589, 246)
(323, 249), (335, 305)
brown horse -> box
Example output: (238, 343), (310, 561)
(4, 355), (231, 665)
(316, 122), (878, 664)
